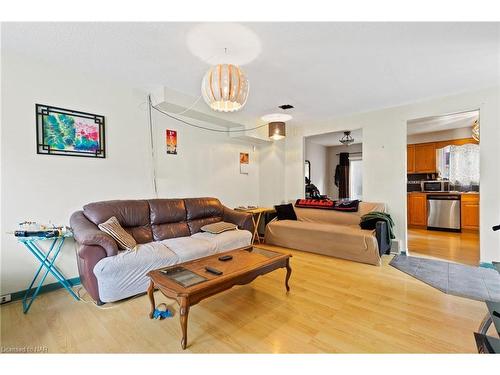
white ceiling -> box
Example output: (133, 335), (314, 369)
(2, 23), (498, 125)
(306, 129), (363, 146)
(407, 110), (479, 135)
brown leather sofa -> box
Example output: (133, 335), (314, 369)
(70, 197), (253, 304)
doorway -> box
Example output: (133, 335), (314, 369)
(304, 129), (363, 200)
(406, 110), (480, 265)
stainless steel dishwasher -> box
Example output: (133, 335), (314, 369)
(427, 194), (461, 232)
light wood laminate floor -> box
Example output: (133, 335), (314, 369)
(408, 228), (480, 266)
(0, 245), (489, 353)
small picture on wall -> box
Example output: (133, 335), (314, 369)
(36, 104), (105, 158)
(166, 129), (177, 155)
(240, 152), (249, 174)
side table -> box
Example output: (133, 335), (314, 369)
(235, 207), (275, 244)
(17, 232), (80, 313)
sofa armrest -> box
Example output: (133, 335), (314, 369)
(375, 221), (391, 256)
(70, 211), (118, 257)
(222, 206), (254, 232)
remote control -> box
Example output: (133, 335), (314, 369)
(218, 255), (233, 261)
(205, 266), (223, 275)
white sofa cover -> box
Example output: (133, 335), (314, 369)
(93, 229), (252, 302)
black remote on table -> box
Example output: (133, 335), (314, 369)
(218, 255), (233, 261)
(205, 266), (223, 275)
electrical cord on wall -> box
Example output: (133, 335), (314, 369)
(148, 95), (270, 133)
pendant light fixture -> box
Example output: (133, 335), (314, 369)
(268, 122), (286, 140)
(262, 106), (293, 141)
(339, 131), (354, 146)
(201, 63), (249, 112)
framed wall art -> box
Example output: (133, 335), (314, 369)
(166, 129), (177, 155)
(240, 152), (249, 174)
(36, 104), (105, 158)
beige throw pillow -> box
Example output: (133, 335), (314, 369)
(201, 221), (238, 234)
(98, 216), (137, 251)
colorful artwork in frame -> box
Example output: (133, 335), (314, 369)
(36, 104), (105, 158)
(166, 129), (177, 155)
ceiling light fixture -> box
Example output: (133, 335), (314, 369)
(472, 119), (480, 142)
(269, 122), (286, 140)
(201, 63), (249, 112)
(262, 106), (294, 141)
(339, 131), (354, 146)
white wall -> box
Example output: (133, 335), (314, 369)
(0, 52), (267, 295)
(151, 110), (261, 208)
(407, 127), (473, 144)
(279, 87), (500, 263)
(304, 139), (327, 195)
(325, 143), (363, 198)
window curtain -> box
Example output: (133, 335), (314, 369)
(449, 144), (479, 186)
(334, 152), (350, 199)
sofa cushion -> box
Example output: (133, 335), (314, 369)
(93, 241), (180, 303)
(84, 200), (153, 244)
(184, 197), (223, 234)
(274, 203), (297, 220)
(192, 229), (252, 252)
(98, 216), (137, 251)
(201, 221), (237, 234)
(184, 197), (223, 221)
(161, 236), (216, 262)
(149, 198), (190, 241)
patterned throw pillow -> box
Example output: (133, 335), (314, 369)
(200, 221), (238, 234)
(98, 216), (137, 250)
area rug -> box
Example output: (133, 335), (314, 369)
(390, 254), (500, 302)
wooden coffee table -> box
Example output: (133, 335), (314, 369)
(147, 246), (292, 349)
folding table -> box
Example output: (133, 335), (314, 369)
(17, 232), (79, 313)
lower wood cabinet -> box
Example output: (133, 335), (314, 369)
(461, 194), (479, 230)
(408, 193), (427, 226)
(408, 193), (480, 230)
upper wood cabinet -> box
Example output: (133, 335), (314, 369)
(407, 145), (416, 173)
(434, 137), (478, 150)
(414, 143), (436, 173)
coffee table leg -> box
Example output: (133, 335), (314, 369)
(285, 258), (292, 293)
(147, 280), (155, 319)
(179, 297), (190, 350)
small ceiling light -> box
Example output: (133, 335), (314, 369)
(201, 64), (249, 112)
(269, 122), (286, 140)
(339, 131), (354, 146)
(472, 119), (480, 142)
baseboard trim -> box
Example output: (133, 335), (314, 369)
(479, 262), (495, 269)
(9, 277), (81, 302)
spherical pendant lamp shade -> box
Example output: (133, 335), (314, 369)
(201, 64), (249, 112)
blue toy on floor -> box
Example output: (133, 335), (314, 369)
(153, 303), (173, 320)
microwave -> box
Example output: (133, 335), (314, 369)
(422, 180), (450, 192)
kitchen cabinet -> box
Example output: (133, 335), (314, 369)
(461, 194), (479, 230)
(407, 145), (415, 173)
(414, 143), (436, 173)
(408, 193), (427, 226)
(408, 138), (478, 174)
(434, 137), (478, 150)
